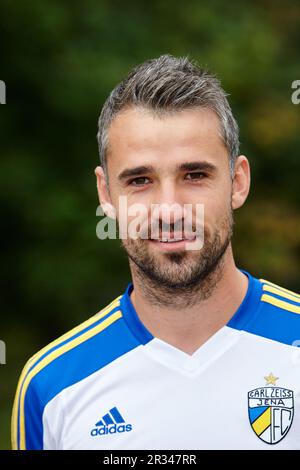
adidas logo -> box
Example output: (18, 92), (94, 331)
(91, 407), (133, 437)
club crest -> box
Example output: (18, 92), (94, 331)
(248, 373), (294, 444)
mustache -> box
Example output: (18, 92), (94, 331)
(138, 218), (202, 239)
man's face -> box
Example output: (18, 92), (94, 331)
(97, 106), (243, 290)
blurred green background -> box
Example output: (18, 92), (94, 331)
(0, 0), (299, 450)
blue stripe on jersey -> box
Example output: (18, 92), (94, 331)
(226, 270), (263, 331)
(17, 304), (120, 449)
(24, 315), (150, 449)
(244, 300), (300, 346)
(120, 284), (154, 344)
(228, 271), (300, 347)
(25, 305), (121, 376)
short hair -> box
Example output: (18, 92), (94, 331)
(97, 54), (239, 177)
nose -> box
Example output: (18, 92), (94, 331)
(152, 179), (184, 225)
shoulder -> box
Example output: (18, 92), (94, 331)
(247, 277), (300, 346)
(12, 293), (140, 449)
(22, 294), (123, 390)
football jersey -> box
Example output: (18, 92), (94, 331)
(12, 270), (300, 450)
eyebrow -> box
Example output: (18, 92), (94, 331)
(117, 161), (217, 182)
(118, 165), (155, 181)
(176, 161), (217, 173)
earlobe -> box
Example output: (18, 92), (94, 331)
(231, 156), (251, 210)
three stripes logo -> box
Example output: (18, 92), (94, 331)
(91, 407), (132, 437)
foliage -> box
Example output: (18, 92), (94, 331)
(0, 0), (299, 449)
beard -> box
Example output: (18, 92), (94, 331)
(120, 208), (234, 307)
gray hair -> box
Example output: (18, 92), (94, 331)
(97, 54), (239, 178)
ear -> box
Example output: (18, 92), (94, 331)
(95, 166), (116, 219)
(231, 155), (251, 210)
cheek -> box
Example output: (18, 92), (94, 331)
(116, 206), (151, 239)
(202, 194), (231, 228)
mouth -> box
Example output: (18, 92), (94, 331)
(149, 234), (197, 251)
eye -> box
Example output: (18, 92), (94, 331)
(185, 172), (206, 181)
(128, 176), (151, 186)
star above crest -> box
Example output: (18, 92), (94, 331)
(264, 372), (279, 386)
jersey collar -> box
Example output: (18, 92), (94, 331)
(120, 270), (263, 374)
(120, 269), (262, 346)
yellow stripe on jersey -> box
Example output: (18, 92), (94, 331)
(260, 279), (300, 300)
(19, 309), (122, 450)
(252, 407), (271, 436)
(262, 284), (300, 304)
(11, 295), (122, 450)
(261, 294), (300, 315)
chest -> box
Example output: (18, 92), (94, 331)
(46, 338), (300, 449)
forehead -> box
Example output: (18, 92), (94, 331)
(107, 106), (228, 169)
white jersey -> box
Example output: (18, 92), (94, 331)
(12, 270), (300, 450)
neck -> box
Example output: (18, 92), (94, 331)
(128, 246), (248, 355)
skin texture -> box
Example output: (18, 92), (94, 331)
(95, 106), (251, 354)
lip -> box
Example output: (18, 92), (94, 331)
(149, 236), (197, 251)
(151, 232), (196, 241)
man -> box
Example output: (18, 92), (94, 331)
(12, 55), (300, 450)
